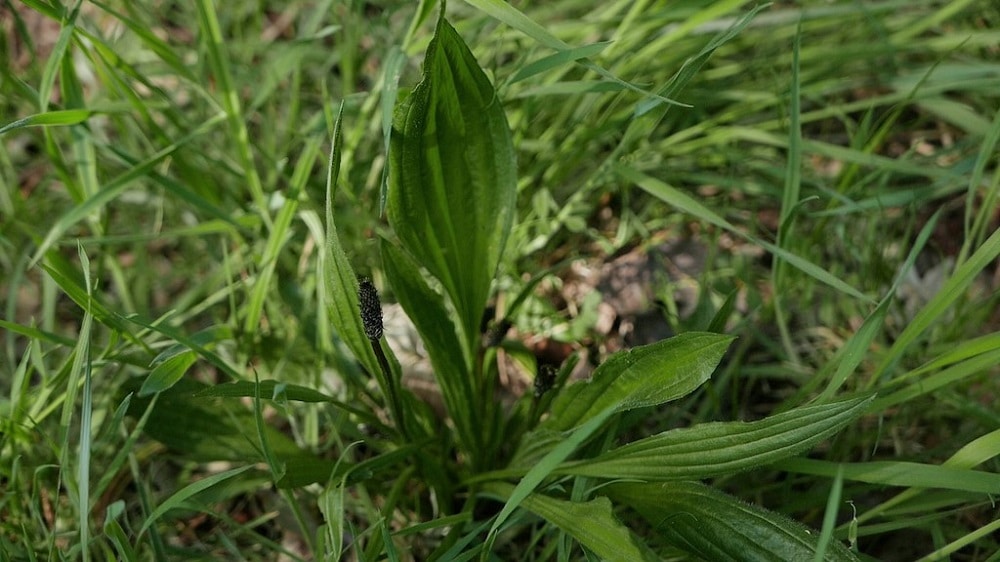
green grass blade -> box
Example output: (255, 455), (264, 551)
(138, 351), (197, 397)
(779, 458), (1000, 495)
(771, 24), (803, 363)
(378, 46), (407, 214)
(509, 41), (612, 84)
(196, 380), (384, 428)
(915, 518), (1000, 562)
(959, 104), (1000, 264)
(0, 109), (94, 134)
(873, 347), (1000, 410)
(194, 0), (269, 226)
(813, 465), (846, 562)
(462, 0), (686, 108)
(633, 2), (768, 117)
(615, 163), (874, 303)
(30, 113), (226, 265)
(243, 135), (323, 332)
(871, 226), (1000, 384)
(37, 1), (80, 112)
(818, 210), (940, 400)
(137, 465), (254, 538)
(74, 244), (94, 561)
(120, 315), (240, 380)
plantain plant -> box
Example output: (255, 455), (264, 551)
(318, 9), (872, 561)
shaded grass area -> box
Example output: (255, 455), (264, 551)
(2, 0), (999, 559)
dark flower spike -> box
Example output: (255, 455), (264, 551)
(358, 278), (383, 341)
(534, 364), (557, 398)
(485, 318), (513, 348)
(357, 276), (407, 438)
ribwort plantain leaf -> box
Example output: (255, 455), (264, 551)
(387, 16), (517, 352)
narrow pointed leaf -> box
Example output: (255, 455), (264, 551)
(138, 464), (254, 538)
(0, 109), (95, 134)
(609, 481), (860, 562)
(322, 105), (380, 379)
(558, 394), (874, 480)
(388, 17), (517, 349)
(139, 351), (197, 397)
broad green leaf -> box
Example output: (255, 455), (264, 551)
(387, 16), (517, 351)
(546, 332), (734, 432)
(482, 482), (655, 562)
(103, 501), (136, 562)
(380, 238), (478, 451)
(557, 394), (874, 480)
(509, 332), (733, 468)
(323, 109), (410, 431)
(609, 481), (860, 562)
(136, 326), (231, 396)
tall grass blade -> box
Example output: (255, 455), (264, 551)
(137, 465), (254, 538)
(616, 164), (873, 303)
(779, 458), (1000, 494)
(871, 226), (1000, 384)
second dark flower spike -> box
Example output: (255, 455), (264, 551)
(359, 277), (384, 341)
